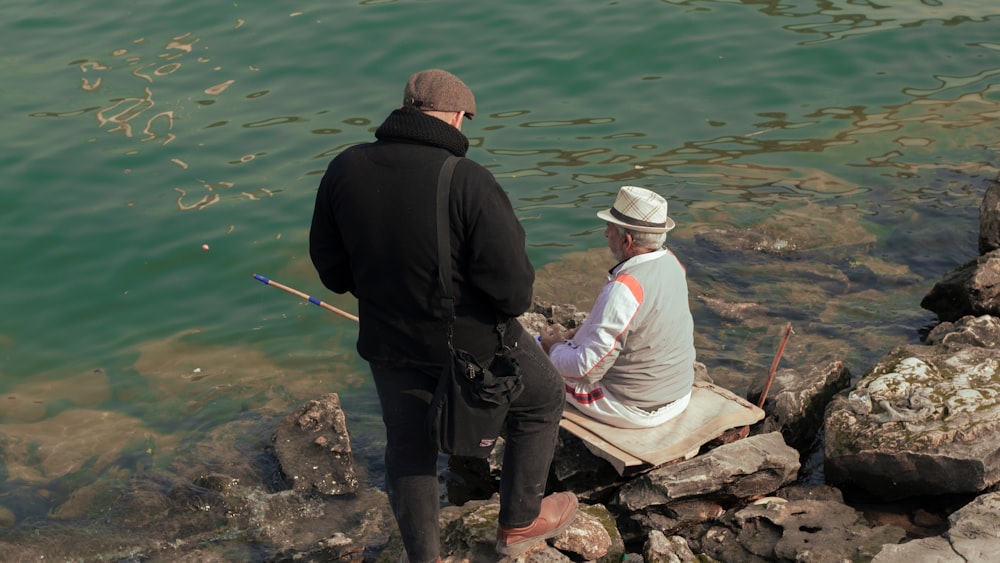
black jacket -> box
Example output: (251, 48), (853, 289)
(309, 107), (534, 367)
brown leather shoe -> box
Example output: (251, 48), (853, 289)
(496, 491), (578, 557)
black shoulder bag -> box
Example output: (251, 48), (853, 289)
(425, 156), (525, 458)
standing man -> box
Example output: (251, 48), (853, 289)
(310, 69), (576, 562)
(539, 186), (696, 429)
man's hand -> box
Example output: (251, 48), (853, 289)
(539, 323), (565, 354)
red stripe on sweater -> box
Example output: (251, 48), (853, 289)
(566, 384), (605, 405)
(615, 273), (644, 303)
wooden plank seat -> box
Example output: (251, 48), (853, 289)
(559, 381), (765, 475)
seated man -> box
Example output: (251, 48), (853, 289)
(539, 185), (696, 429)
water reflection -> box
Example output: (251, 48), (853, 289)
(243, 116), (306, 128)
(61, 33), (208, 144)
(669, 0), (1000, 44)
(95, 86), (175, 143)
(484, 82), (1000, 211)
(521, 117), (616, 128)
(41, 26), (1000, 231)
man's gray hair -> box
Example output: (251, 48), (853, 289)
(609, 224), (666, 250)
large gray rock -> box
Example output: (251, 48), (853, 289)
(920, 249), (1000, 322)
(551, 504), (621, 562)
(872, 491), (1000, 563)
(272, 393), (359, 495)
(825, 344), (1000, 500)
(642, 530), (699, 563)
(614, 432), (800, 512)
(626, 498), (728, 539)
(924, 314), (1000, 349)
(404, 498), (620, 562)
(750, 361), (852, 454)
(692, 497), (906, 563)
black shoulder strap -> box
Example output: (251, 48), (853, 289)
(435, 156), (461, 344)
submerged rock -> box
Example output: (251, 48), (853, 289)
(0, 408), (176, 483)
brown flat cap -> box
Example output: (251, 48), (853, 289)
(403, 69), (476, 119)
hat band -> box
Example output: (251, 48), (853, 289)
(611, 207), (666, 229)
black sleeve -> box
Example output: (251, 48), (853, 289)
(458, 162), (535, 317)
(309, 165), (355, 295)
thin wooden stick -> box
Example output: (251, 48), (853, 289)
(253, 273), (359, 323)
(709, 324), (794, 446)
(757, 322), (793, 409)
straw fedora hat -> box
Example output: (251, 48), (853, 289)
(597, 186), (675, 233)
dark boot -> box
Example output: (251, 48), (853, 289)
(495, 491), (578, 557)
(399, 552), (440, 563)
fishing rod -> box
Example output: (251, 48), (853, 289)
(252, 273), (359, 323)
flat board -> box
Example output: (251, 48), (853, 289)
(559, 381), (765, 474)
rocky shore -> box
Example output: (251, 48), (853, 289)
(267, 180), (1000, 562)
(1, 182), (998, 562)
(228, 182), (1000, 561)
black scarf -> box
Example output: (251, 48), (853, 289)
(375, 106), (469, 157)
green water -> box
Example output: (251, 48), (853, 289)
(2, 0), (1000, 556)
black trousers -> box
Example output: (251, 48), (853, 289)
(370, 328), (564, 563)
